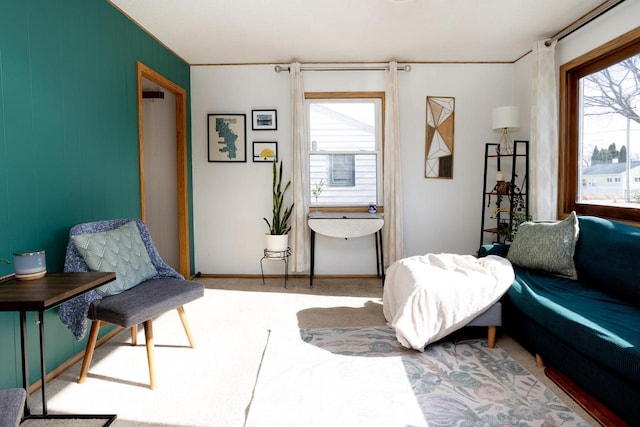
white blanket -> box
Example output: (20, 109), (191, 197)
(383, 253), (514, 351)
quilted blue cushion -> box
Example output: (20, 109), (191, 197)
(72, 220), (157, 296)
(509, 267), (640, 386)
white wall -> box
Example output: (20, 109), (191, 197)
(555, 1), (640, 67)
(191, 63), (514, 275)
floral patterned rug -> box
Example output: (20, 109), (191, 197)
(246, 326), (591, 427)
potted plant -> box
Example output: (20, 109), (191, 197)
(263, 159), (294, 251)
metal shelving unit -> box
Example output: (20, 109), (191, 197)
(480, 140), (529, 247)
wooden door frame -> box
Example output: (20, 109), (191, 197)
(136, 61), (190, 278)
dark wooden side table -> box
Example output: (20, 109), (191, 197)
(0, 272), (118, 425)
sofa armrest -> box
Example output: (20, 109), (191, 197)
(478, 243), (509, 258)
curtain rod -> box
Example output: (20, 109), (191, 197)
(274, 64), (411, 73)
(545, 0), (626, 46)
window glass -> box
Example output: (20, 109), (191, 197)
(578, 53), (640, 208)
(308, 97), (382, 207)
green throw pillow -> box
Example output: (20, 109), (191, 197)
(72, 221), (158, 296)
(507, 211), (579, 279)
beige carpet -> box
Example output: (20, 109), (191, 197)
(22, 277), (596, 426)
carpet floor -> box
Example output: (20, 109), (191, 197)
(22, 277), (597, 426)
(246, 326), (590, 426)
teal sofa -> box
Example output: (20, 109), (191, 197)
(480, 216), (640, 425)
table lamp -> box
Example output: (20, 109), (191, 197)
(492, 106), (519, 155)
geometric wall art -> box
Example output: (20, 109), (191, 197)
(425, 96), (455, 178)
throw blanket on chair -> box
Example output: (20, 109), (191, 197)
(383, 253), (514, 351)
(59, 219), (184, 340)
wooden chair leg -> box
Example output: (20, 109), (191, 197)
(177, 306), (196, 349)
(143, 319), (156, 390)
(130, 325), (138, 346)
(79, 320), (102, 384)
(487, 326), (497, 348)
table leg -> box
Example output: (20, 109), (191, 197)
(310, 229), (315, 287)
(38, 310), (47, 415)
(378, 230), (385, 285)
(19, 311), (30, 417)
(375, 233), (380, 277)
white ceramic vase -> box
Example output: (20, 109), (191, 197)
(265, 234), (289, 252)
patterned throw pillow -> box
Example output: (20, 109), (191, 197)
(507, 211), (579, 279)
(71, 220), (158, 296)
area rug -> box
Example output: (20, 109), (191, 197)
(245, 326), (591, 427)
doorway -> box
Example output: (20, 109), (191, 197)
(136, 62), (190, 278)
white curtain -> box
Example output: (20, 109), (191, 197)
(530, 40), (559, 220)
(383, 61), (405, 267)
(290, 62), (310, 272)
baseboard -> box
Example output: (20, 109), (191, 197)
(28, 326), (123, 395)
(545, 366), (628, 427)
(197, 273), (380, 279)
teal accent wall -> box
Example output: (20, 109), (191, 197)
(0, 0), (192, 388)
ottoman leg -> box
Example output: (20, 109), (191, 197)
(487, 326), (496, 348)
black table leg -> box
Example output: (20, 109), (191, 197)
(375, 233), (380, 277)
(310, 229), (315, 287)
(19, 311), (30, 417)
(378, 230), (385, 285)
(38, 310), (47, 415)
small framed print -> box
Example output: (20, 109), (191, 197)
(253, 141), (277, 162)
(208, 114), (247, 162)
(251, 109), (277, 131)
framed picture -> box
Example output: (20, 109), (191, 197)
(425, 96), (455, 179)
(253, 141), (278, 162)
(208, 114), (247, 162)
(251, 109), (277, 131)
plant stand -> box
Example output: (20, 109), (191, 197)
(260, 247), (291, 288)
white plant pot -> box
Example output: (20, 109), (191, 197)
(265, 234), (289, 252)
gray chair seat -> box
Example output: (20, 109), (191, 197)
(0, 388), (26, 427)
(89, 278), (204, 328)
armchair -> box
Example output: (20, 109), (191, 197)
(61, 219), (204, 389)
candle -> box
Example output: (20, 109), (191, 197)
(496, 171), (505, 182)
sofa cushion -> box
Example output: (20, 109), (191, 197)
(575, 216), (640, 304)
(507, 211), (579, 279)
(72, 220), (157, 296)
(88, 278), (204, 328)
(508, 267), (640, 386)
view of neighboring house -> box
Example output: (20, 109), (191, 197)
(309, 102), (381, 206)
(581, 160), (640, 202)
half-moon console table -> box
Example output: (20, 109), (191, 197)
(308, 212), (384, 287)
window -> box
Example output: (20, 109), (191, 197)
(559, 27), (640, 222)
(329, 154), (355, 186)
(307, 92), (384, 208)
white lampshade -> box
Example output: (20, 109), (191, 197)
(492, 106), (519, 131)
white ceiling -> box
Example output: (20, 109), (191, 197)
(109, 0), (605, 65)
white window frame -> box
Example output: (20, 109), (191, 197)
(306, 92), (385, 210)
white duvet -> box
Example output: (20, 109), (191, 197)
(383, 253), (514, 351)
